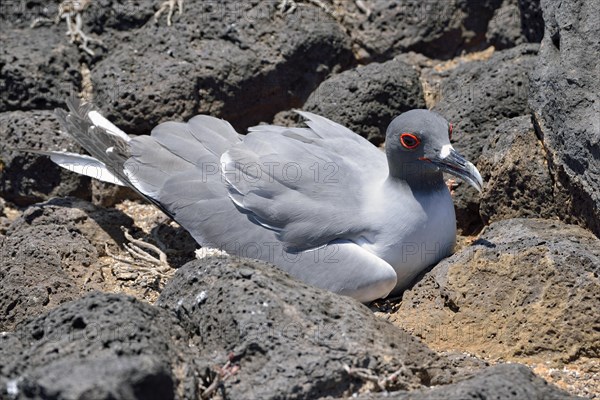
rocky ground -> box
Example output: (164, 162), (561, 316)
(1, 0), (598, 399)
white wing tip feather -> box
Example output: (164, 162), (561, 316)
(87, 110), (130, 142)
(294, 110), (327, 123)
(46, 151), (126, 186)
(220, 151), (245, 208)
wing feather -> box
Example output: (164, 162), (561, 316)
(223, 114), (387, 250)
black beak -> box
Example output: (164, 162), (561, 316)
(430, 146), (483, 192)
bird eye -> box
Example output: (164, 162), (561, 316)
(400, 133), (420, 149)
(448, 123), (453, 140)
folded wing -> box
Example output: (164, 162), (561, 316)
(223, 111), (387, 251)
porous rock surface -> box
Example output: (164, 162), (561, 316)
(91, 1), (353, 135)
(529, 0), (600, 237)
(427, 44), (539, 234)
(336, 0), (523, 61)
(1, 254), (577, 399)
(354, 364), (579, 399)
(300, 59), (426, 145)
(157, 257), (458, 399)
(0, 110), (90, 206)
(393, 218), (600, 367)
(478, 115), (558, 224)
(0, 27), (81, 112)
(0, 197), (133, 331)
(0, 292), (198, 400)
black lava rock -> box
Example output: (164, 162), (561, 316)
(301, 58), (426, 146)
(529, 0), (600, 237)
(0, 110), (91, 206)
(0, 292), (198, 400)
(157, 256), (458, 399)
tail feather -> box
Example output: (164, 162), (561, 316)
(25, 150), (126, 186)
(43, 98), (270, 249)
(86, 110), (130, 142)
(54, 98), (131, 181)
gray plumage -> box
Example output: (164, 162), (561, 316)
(41, 99), (483, 303)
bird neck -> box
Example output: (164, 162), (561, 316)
(387, 161), (446, 192)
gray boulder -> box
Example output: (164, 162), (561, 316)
(406, 363), (580, 399)
(91, 1), (354, 135)
(0, 110), (90, 206)
(157, 256), (459, 399)
(6, 197), (133, 253)
(0, 27), (81, 112)
(0, 219), (97, 333)
(0, 0), (154, 51)
(486, 0), (544, 50)
(0, 292), (198, 400)
(428, 44), (539, 234)
(431, 44), (538, 166)
(336, 0), (504, 61)
(0, 198), (133, 331)
(394, 218), (600, 369)
(529, 0), (600, 236)
(486, 0), (525, 50)
(354, 364), (579, 399)
(300, 58), (426, 145)
(478, 115), (557, 223)
(0, 253), (578, 399)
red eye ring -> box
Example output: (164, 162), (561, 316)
(400, 133), (420, 149)
(449, 123), (453, 140)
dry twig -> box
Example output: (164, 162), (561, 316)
(277, 0), (336, 17)
(103, 227), (172, 285)
(200, 355), (240, 399)
(154, 0), (184, 26)
(343, 362), (409, 392)
(31, 0), (102, 56)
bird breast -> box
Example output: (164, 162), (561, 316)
(361, 179), (457, 290)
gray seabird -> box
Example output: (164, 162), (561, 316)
(38, 100), (483, 303)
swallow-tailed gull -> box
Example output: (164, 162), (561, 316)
(38, 99), (483, 302)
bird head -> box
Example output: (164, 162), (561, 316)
(385, 109), (483, 192)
